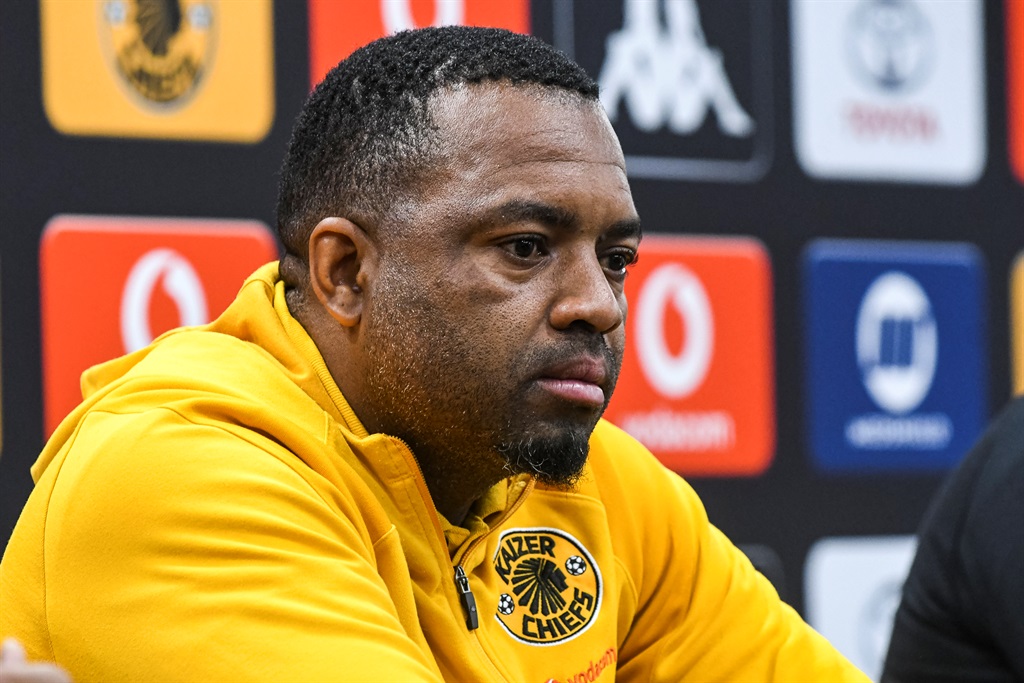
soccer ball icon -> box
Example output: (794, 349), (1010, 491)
(565, 555), (587, 576)
(497, 593), (515, 615)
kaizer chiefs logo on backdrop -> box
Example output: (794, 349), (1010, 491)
(493, 528), (602, 646)
(102, 0), (215, 105)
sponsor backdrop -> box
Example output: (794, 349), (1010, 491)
(1010, 0), (1024, 183)
(792, 0), (986, 184)
(603, 235), (775, 476)
(804, 535), (918, 681)
(803, 240), (987, 473)
(1, 0), (1022, 666)
(41, 0), (274, 141)
(1014, 251), (1024, 395)
(38, 215), (277, 435)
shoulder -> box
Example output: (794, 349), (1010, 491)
(587, 419), (694, 490)
(884, 398), (1024, 680)
(965, 397), (1024, 501)
(582, 419), (706, 528)
(902, 396), (1024, 622)
(588, 419), (669, 474)
(954, 398), (1024, 590)
(44, 328), (363, 540)
(81, 328), (327, 446)
(921, 397), (1024, 545)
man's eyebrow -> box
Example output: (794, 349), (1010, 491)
(602, 219), (643, 243)
(486, 200), (578, 229)
(482, 200), (643, 240)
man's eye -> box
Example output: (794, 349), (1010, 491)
(604, 250), (637, 274)
(508, 237), (544, 259)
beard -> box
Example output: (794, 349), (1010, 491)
(496, 427), (591, 489)
(360, 262), (621, 490)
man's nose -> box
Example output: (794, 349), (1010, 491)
(548, 253), (625, 335)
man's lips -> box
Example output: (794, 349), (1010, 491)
(535, 356), (609, 408)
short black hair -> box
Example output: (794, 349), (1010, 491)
(275, 25), (599, 265)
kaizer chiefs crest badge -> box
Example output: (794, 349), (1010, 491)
(493, 527), (602, 646)
(101, 0), (215, 105)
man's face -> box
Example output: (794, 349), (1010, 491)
(360, 84), (640, 487)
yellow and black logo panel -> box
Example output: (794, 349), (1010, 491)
(492, 527), (602, 646)
(104, 0), (213, 105)
(41, 0), (273, 142)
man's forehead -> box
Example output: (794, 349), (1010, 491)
(427, 82), (624, 169)
(429, 82), (605, 136)
(429, 80), (594, 111)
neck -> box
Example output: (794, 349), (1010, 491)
(412, 445), (508, 526)
(287, 291), (507, 527)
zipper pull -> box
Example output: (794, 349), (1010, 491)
(453, 566), (479, 630)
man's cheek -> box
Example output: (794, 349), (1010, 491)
(608, 326), (627, 357)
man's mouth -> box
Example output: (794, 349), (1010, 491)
(535, 356), (609, 408)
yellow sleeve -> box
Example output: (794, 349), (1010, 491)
(32, 409), (443, 683)
(591, 423), (869, 682)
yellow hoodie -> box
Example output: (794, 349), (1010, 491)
(1, 263), (867, 682)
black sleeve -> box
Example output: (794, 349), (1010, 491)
(881, 397), (1024, 683)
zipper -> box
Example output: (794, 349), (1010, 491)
(453, 566), (479, 630)
(388, 435), (536, 634)
(391, 437), (479, 631)
(389, 436), (448, 546)
(453, 477), (535, 631)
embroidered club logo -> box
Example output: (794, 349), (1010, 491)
(102, 0), (215, 106)
(493, 527), (602, 646)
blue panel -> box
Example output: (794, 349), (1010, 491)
(802, 240), (988, 473)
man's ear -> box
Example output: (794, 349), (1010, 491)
(307, 216), (376, 328)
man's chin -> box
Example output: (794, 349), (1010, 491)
(496, 426), (592, 490)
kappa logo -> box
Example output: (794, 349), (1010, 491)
(599, 0), (754, 137)
(102, 0), (215, 106)
(493, 528), (602, 646)
(120, 248), (209, 352)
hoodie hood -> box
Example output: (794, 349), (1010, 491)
(33, 262), (367, 481)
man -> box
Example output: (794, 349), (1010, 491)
(882, 396), (1024, 682)
(1, 27), (866, 681)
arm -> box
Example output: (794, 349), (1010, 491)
(36, 409), (443, 682)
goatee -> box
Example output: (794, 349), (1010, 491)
(497, 427), (591, 489)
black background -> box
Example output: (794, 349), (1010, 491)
(2, 0), (1022, 619)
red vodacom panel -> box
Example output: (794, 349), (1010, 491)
(40, 215), (277, 436)
(605, 236), (775, 476)
(309, 0), (530, 86)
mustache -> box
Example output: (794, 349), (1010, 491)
(523, 330), (621, 388)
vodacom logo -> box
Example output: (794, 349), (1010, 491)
(380, 0), (464, 33)
(120, 248), (209, 353)
(635, 262), (714, 398)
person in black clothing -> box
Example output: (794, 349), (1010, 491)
(882, 396), (1024, 682)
